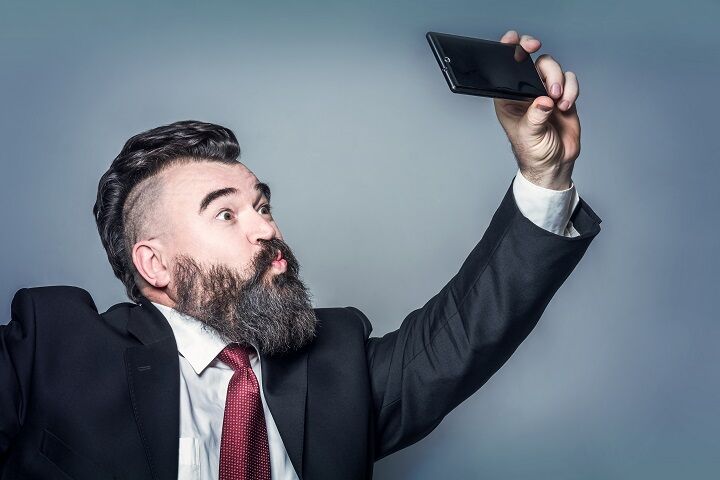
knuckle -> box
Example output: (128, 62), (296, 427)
(565, 71), (576, 86)
(537, 54), (562, 72)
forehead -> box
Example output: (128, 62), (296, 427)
(161, 161), (258, 198)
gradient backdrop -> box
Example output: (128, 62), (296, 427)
(1, 1), (718, 478)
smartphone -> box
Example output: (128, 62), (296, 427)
(426, 31), (548, 101)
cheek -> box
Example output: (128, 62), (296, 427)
(177, 222), (255, 268)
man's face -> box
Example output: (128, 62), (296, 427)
(143, 160), (318, 355)
(158, 161), (283, 280)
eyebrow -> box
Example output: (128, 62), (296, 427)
(198, 181), (272, 214)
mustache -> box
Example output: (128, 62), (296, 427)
(250, 237), (300, 282)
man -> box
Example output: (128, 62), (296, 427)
(0, 30), (601, 479)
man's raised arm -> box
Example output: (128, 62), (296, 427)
(347, 28), (600, 460)
(349, 172), (601, 460)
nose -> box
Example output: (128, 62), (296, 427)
(247, 212), (277, 245)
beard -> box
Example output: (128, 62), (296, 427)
(172, 237), (318, 356)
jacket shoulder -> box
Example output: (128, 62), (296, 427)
(309, 306), (374, 341)
(344, 306), (373, 339)
(11, 286), (139, 343)
(12, 285), (98, 313)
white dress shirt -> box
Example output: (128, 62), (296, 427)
(153, 169), (581, 479)
(512, 168), (581, 237)
(152, 302), (300, 480)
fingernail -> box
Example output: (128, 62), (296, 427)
(537, 103), (552, 112)
(551, 83), (561, 97)
(559, 100), (570, 110)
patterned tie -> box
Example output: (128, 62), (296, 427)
(217, 344), (272, 480)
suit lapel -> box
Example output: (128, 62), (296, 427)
(125, 298), (180, 480)
(260, 340), (309, 479)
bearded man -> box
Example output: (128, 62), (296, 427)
(0, 30), (601, 480)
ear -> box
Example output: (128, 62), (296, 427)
(132, 240), (171, 289)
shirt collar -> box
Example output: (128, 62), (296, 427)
(151, 302), (257, 375)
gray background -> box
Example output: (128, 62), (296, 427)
(1, 0), (718, 478)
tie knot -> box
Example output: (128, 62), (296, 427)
(218, 344), (253, 370)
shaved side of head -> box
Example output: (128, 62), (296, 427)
(120, 163), (180, 291)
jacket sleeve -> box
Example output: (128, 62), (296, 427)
(349, 176), (602, 461)
(0, 288), (36, 463)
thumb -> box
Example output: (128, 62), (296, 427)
(523, 96), (554, 134)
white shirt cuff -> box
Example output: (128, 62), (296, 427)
(512, 168), (581, 237)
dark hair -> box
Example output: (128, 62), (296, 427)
(93, 120), (241, 303)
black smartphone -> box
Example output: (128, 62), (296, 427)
(426, 31), (548, 101)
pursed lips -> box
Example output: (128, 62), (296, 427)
(271, 250), (287, 272)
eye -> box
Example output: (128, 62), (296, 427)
(259, 203), (273, 216)
(215, 209), (235, 221)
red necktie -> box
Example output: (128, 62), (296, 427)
(218, 344), (272, 480)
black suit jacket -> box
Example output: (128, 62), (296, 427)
(0, 178), (601, 479)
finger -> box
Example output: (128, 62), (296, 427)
(500, 30), (541, 63)
(519, 34), (541, 53)
(523, 96), (555, 134)
(557, 71), (579, 112)
(500, 31), (541, 52)
(536, 54), (565, 100)
(553, 101), (581, 141)
(500, 30), (520, 43)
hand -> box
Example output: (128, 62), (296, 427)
(493, 30), (581, 190)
